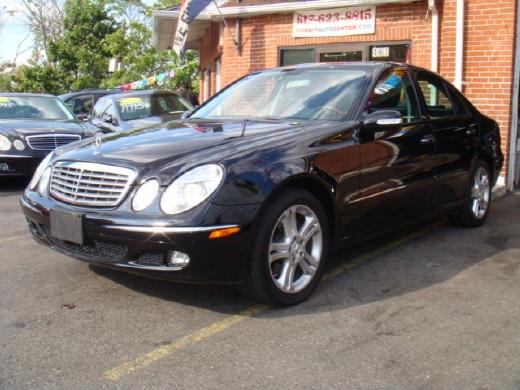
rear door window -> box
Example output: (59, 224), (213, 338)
(416, 72), (456, 119)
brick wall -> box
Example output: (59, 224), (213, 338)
(199, 0), (516, 175)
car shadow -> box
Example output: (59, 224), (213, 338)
(89, 193), (519, 316)
(0, 177), (29, 196)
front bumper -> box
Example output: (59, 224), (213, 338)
(21, 193), (257, 284)
(0, 154), (43, 176)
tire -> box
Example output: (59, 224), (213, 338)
(238, 189), (329, 306)
(449, 159), (492, 228)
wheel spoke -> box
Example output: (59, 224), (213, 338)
(269, 242), (291, 263)
(300, 253), (318, 275)
(281, 209), (298, 238)
(279, 261), (296, 292)
(472, 199), (480, 216)
(300, 218), (319, 243)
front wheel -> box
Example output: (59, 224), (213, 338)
(450, 160), (492, 227)
(238, 189), (329, 306)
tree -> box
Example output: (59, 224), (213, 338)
(12, 0), (199, 94)
(47, 0), (118, 90)
(20, 0), (65, 60)
(0, 7), (4, 41)
(102, 0), (198, 92)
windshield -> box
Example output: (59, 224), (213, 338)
(0, 96), (75, 120)
(116, 94), (193, 121)
(191, 68), (369, 121)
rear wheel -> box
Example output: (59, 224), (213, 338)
(238, 189), (329, 306)
(450, 160), (492, 227)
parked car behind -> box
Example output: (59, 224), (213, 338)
(89, 90), (194, 133)
(22, 62), (503, 305)
(0, 93), (95, 176)
(58, 89), (120, 121)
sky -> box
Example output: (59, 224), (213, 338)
(0, 0), (156, 66)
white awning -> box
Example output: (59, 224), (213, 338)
(153, 0), (420, 50)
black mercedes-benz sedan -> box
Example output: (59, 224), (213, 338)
(21, 62), (503, 305)
(0, 93), (96, 176)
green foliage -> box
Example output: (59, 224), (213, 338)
(13, 63), (65, 94)
(47, 0), (117, 91)
(14, 0), (199, 94)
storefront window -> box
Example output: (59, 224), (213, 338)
(280, 49), (315, 66)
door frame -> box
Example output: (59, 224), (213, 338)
(278, 40), (411, 66)
(508, 0), (520, 189)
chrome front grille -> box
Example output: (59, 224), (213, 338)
(49, 161), (136, 207)
(26, 134), (81, 151)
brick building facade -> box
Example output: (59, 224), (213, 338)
(153, 0), (520, 188)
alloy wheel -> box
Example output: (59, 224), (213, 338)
(268, 204), (323, 293)
(471, 166), (490, 219)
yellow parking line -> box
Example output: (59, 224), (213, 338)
(105, 304), (270, 381)
(0, 234), (26, 243)
(104, 220), (444, 381)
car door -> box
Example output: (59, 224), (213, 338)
(348, 66), (437, 232)
(413, 70), (479, 207)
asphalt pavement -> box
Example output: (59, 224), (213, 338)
(1, 177), (519, 389)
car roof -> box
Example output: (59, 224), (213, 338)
(0, 92), (56, 98)
(105, 90), (178, 100)
(58, 89), (120, 100)
(266, 61), (431, 75)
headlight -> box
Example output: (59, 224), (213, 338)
(37, 167), (52, 195)
(29, 153), (54, 191)
(160, 164), (224, 215)
(13, 139), (25, 151)
(132, 179), (160, 211)
(0, 134), (11, 151)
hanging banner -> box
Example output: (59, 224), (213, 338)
(293, 6), (376, 38)
(117, 71), (176, 91)
(173, 0), (213, 55)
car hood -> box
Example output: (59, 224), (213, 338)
(123, 113), (185, 130)
(53, 118), (346, 179)
(0, 119), (91, 138)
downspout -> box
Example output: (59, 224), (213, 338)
(507, 0), (520, 190)
(430, 0), (439, 73)
(454, 0), (465, 91)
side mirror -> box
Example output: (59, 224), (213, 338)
(76, 112), (89, 122)
(102, 114), (114, 124)
(181, 109), (194, 120)
(363, 110), (403, 128)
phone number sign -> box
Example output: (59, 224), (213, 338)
(293, 6), (376, 37)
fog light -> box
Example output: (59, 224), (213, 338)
(13, 139), (25, 151)
(0, 163), (9, 172)
(167, 251), (190, 268)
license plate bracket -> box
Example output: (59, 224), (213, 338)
(50, 210), (84, 245)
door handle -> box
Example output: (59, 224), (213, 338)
(466, 124), (478, 136)
(420, 134), (435, 144)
